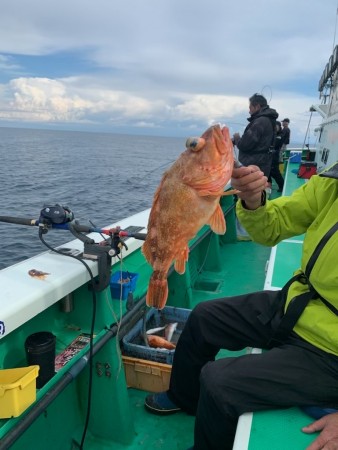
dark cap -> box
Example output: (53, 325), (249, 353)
(282, 118), (290, 123)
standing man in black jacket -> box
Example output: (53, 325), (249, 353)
(234, 93), (279, 176)
(268, 121), (284, 192)
(281, 118), (291, 152)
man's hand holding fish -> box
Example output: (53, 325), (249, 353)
(231, 165), (268, 210)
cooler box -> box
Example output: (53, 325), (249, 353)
(110, 271), (139, 300)
(122, 306), (191, 364)
(0, 366), (39, 418)
(289, 151), (302, 163)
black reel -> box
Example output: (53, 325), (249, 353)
(39, 204), (74, 225)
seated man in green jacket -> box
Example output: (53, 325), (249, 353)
(145, 163), (338, 450)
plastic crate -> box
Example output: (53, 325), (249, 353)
(110, 271), (139, 300)
(122, 306), (191, 364)
(0, 365), (39, 418)
(122, 356), (171, 392)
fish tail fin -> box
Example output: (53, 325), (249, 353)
(146, 274), (168, 310)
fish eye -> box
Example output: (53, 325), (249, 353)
(185, 137), (205, 152)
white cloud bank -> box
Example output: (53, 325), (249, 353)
(0, 0), (336, 143)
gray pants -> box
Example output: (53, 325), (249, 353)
(168, 291), (338, 450)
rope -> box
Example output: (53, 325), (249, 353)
(302, 110), (313, 150)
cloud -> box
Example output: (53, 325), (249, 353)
(0, 76), (166, 123)
(0, 0), (336, 143)
(0, 54), (21, 72)
(0, 74), (325, 144)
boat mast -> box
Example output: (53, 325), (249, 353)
(333, 2), (338, 52)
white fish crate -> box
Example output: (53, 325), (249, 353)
(122, 306), (191, 364)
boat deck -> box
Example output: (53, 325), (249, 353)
(82, 237), (272, 450)
(1, 161), (318, 450)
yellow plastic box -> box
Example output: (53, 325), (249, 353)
(0, 365), (39, 418)
(122, 356), (171, 392)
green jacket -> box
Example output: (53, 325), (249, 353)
(236, 174), (338, 355)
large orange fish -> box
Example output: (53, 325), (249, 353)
(142, 124), (235, 309)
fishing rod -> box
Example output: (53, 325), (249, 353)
(0, 203), (147, 292)
(0, 204), (147, 241)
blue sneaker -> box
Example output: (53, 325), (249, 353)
(144, 392), (181, 415)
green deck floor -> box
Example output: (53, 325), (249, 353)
(190, 240), (271, 308)
(81, 388), (194, 450)
(80, 235), (273, 450)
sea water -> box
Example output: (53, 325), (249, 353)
(0, 127), (184, 269)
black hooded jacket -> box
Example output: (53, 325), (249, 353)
(237, 106), (279, 155)
(237, 105), (279, 175)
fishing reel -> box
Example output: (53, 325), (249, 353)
(39, 204), (74, 234)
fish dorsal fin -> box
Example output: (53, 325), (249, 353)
(208, 204), (226, 234)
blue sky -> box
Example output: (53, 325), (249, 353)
(0, 0), (337, 144)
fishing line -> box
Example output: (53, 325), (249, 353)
(104, 252), (137, 379)
(181, 231), (214, 299)
(115, 256), (125, 377)
(89, 219), (108, 242)
(196, 232), (214, 276)
(224, 121), (247, 127)
(132, 159), (175, 184)
(38, 232), (96, 450)
(260, 85), (273, 104)
(104, 287), (124, 380)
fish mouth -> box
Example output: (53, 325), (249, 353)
(207, 124), (231, 155)
(215, 123), (229, 139)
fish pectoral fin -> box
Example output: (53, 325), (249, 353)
(174, 246), (189, 274)
(146, 277), (169, 310)
(208, 204), (226, 234)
